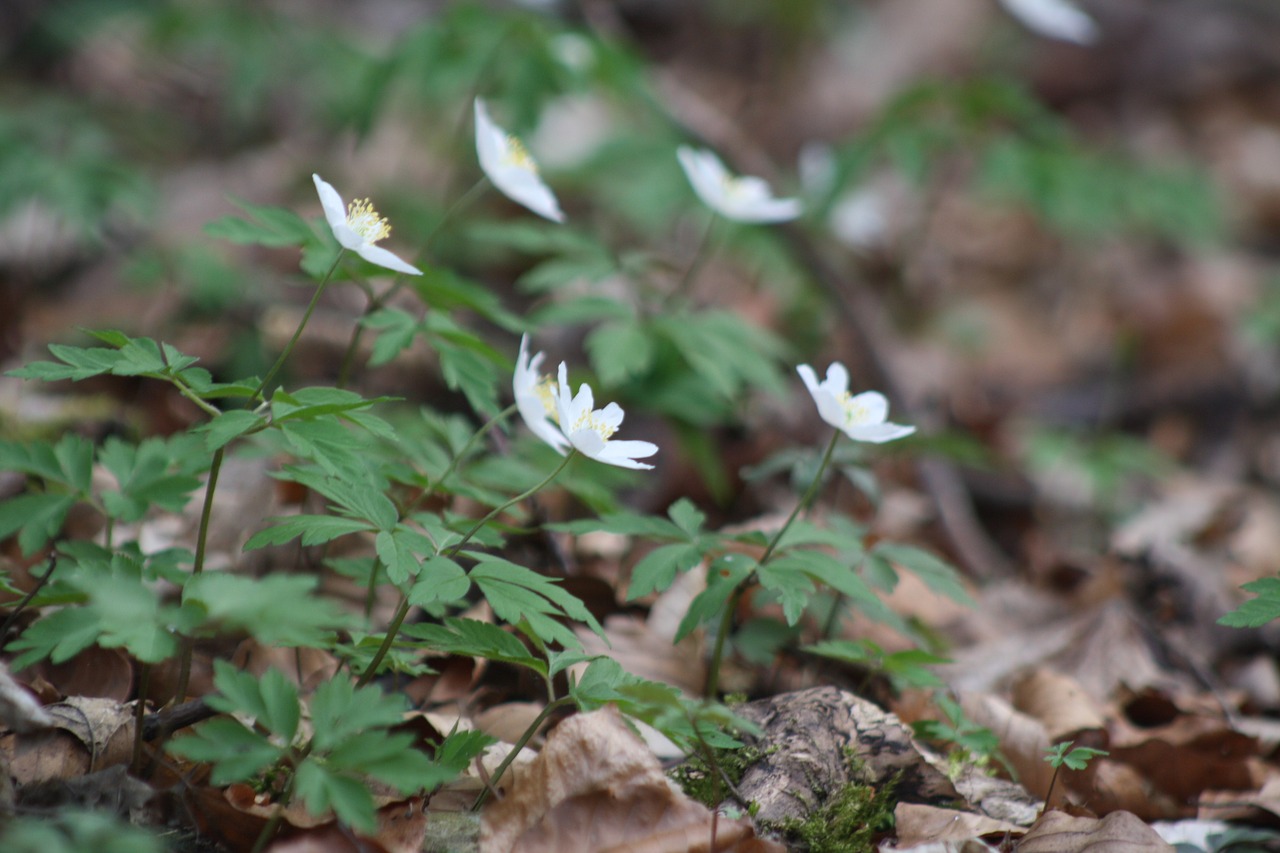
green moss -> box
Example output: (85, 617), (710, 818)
(670, 742), (768, 810)
(768, 754), (897, 853)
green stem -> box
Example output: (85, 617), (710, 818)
(251, 249), (344, 403)
(356, 451), (577, 687)
(704, 429), (842, 697)
(172, 444), (225, 704)
(472, 696), (573, 811)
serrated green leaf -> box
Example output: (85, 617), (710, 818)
(308, 678), (408, 750)
(7, 606), (100, 669)
(756, 560), (816, 626)
(0, 493), (77, 556)
(201, 410), (267, 451)
(874, 543), (972, 605)
(184, 574), (347, 646)
(405, 618), (544, 674)
(294, 759), (376, 833)
(585, 318), (652, 387)
(375, 529), (418, 585)
(674, 554), (753, 643)
(243, 515), (372, 550)
(627, 542), (702, 600)
(168, 717), (283, 785)
(470, 557), (603, 647)
(1220, 578), (1280, 628)
(408, 556), (470, 607)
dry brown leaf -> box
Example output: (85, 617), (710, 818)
(3, 696), (134, 786)
(266, 796), (429, 853)
(474, 702), (546, 746)
(1016, 809), (1174, 852)
(33, 646), (134, 702)
(893, 802), (1024, 848)
(480, 706), (782, 853)
(956, 691), (1055, 802)
(231, 639), (340, 692)
(1198, 773), (1280, 822)
(1012, 669), (1108, 743)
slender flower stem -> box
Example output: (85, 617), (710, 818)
(704, 430), (842, 697)
(670, 210), (718, 306)
(471, 696), (573, 810)
(251, 250), (344, 403)
(356, 451), (577, 687)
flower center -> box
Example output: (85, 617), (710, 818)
(572, 408), (617, 439)
(503, 136), (539, 173)
(837, 391), (870, 425)
(345, 199), (391, 244)
(535, 376), (559, 421)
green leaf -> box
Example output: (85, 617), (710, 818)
(0, 493), (77, 556)
(469, 557), (604, 648)
(201, 410), (267, 451)
(873, 543), (972, 605)
(674, 554), (753, 643)
(667, 498), (705, 537)
(585, 318), (653, 386)
(375, 529), (419, 585)
(363, 308), (419, 367)
(325, 731), (437, 792)
(627, 542), (702, 600)
(1220, 577), (1280, 628)
(406, 618), (545, 674)
(552, 511), (684, 540)
(184, 574), (348, 646)
(7, 606), (100, 669)
(294, 758), (377, 833)
(168, 718), (283, 786)
(308, 678), (408, 751)
(244, 515), (373, 550)
(204, 199), (313, 248)
(756, 560), (817, 626)
(408, 556), (471, 607)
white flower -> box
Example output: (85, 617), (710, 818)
(312, 174), (422, 276)
(474, 99), (566, 223)
(677, 146), (802, 224)
(514, 335), (571, 453)
(555, 362), (658, 470)
(999, 0), (1098, 45)
(797, 363), (914, 443)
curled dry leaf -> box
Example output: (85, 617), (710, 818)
(2, 696), (134, 786)
(480, 706), (783, 853)
(1012, 668), (1108, 744)
(1017, 809), (1175, 852)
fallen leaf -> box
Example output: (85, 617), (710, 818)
(1016, 809), (1174, 852)
(480, 706), (782, 853)
(893, 802), (1024, 848)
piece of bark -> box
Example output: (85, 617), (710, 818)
(733, 686), (958, 826)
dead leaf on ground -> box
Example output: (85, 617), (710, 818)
(893, 802), (1024, 848)
(3, 696), (135, 786)
(480, 705), (783, 853)
(30, 645), (134, 702)
(1016, 809), (1175, 852)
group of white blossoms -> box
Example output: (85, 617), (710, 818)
(310, 98), (913, 470)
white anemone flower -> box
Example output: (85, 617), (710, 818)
(514, 335), (570, 453)
(474, 99), (566, 223)
(312, 174), (422, 276)
(555, 362), (658, 470)
(999, 0), (1098, 45)
(677, 146), (803, 224)
(797, 363), (915, 444)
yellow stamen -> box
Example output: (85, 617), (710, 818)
(345, 199), (391, 244)
(838, 390), (869, 424)
(503, 136), (538, 173)
(535, 376), (559, 422)
(573, 409), (617, 439)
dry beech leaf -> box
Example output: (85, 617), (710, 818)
(1198, 773), (1280, 823)
(893, 802), (1024, 848)
(231, 639), (340, 692)
(480, 706), (783, 853)
(34, 645), (134, 702)
(474, 702), (547, 746)
(3, 696), (135, 786)
(1017, 809), (1174, 852)
(1012, 668), (1108, 744)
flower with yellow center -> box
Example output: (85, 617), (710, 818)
(514, 335), (571, 453)
(555, 362), (658, 470)
(312, 174), (422, 275)
(677, 146), (802, 224)
(797, 362), (914, 443)
(474, 99), (566, 223)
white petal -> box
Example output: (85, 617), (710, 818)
(796, 364), (821, 395)
(565, 427), (608, 459)
(596, 439), (658, 469)
(823, 362), (851, 395)
(356, 243), (422, 276)
(999, 0), (1098, 44)
(312, 174), (348, 233)
(844, 422), (916, 444)
(727, 195), (803, 224)
(474, 99), (507, 179)
(846, 391), (889, 425)
(489, 166), (565, 223)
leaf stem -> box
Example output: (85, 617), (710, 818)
(356, 451), (576, 687)
(251, 249), (345, 403)
(471, 695), (572, 811)
(704, 429), (842, 697)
